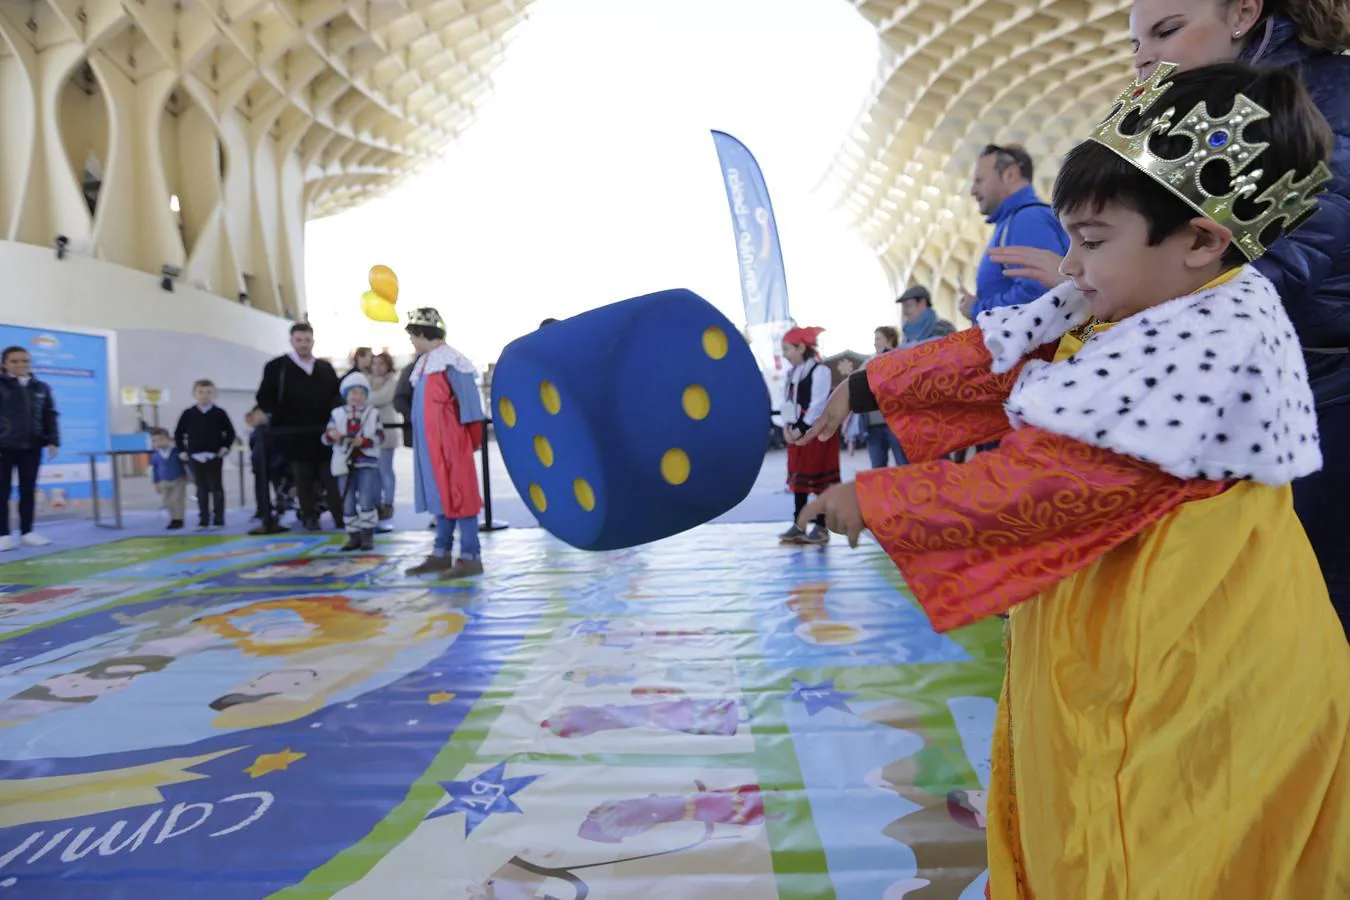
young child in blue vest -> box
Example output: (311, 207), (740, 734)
(149, 427), (187, 530)
(324, 372), (384, 551)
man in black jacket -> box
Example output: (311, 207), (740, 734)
(256, 323), (343, 531)
(0, 346), (59, 550)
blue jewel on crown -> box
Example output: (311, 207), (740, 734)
(1208, 130), (1230, 148)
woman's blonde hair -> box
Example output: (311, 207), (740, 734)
(1262, 0), (1350, 51)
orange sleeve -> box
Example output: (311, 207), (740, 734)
(855, 425), (1229, 632)
(866, 329), (1055, 462)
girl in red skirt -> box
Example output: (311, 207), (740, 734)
(779, 326), (839, 545)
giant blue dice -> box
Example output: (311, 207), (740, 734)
(491, 289), (770, 550)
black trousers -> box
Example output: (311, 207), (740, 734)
(0, 447), (42, 536)
(292, 452), (344, 528)
(793, 490), (826, 527)
(190, 458), (225, 525)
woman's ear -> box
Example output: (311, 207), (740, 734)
(1185, 217), (1234, 268)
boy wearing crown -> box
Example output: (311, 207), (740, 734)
(799, 63), (1350, 897)
(404, 307), (487, 578)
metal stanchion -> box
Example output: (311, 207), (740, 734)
(480, 418), (508, 532)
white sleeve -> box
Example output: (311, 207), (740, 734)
(803, 364), (831, 426)
(779, 370), (796, 423)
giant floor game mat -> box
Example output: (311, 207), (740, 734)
(0, 525), (1002, 898)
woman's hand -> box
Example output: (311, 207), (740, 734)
(986, 246), (1068, 289)
(798, 482), (865, 547)
(46, 445), (57, 461)
(795, 383), (850, 446)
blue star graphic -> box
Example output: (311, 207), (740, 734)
(570, 618), (609, 636)
(428, 762), (541, 836)
(788, 678), (856, 716)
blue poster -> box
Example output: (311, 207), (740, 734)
(0, 324), (112, 501)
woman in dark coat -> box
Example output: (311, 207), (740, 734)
(0, 346), (59, 549)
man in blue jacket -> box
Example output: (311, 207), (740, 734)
(960, 144), (1069, 321)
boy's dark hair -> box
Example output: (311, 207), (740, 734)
(1052, 63), (1333, 267)
(150, 427), (171, 439)
(193, 378), (215, 391)
(290, 322), (313, 336)
(405, 323), (445, 341)
(875, 326), (900, 349)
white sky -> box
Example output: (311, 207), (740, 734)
(304, 0), (893, 368)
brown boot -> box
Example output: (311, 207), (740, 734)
(406, 555), (453, 577)
(445, 558), (484, 579)
(377, 504), (394, 521)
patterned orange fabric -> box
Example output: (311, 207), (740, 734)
(856, 425), (1230, 633)
(865, 329), (1056, 462)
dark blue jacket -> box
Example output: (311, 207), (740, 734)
(1243, 16), (1350, 410)
(150, 449), (187, 483)
(973, 184), (1070, 317)
(0, 374), (59, 451)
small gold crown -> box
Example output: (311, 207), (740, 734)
(1090, 61), (1332, 260)
(407, 307), (445, 330)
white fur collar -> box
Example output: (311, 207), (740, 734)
(411, 343), (477, 384)
(977, 267), (1321, 485)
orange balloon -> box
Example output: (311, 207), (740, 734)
(368, 265), (398, 303)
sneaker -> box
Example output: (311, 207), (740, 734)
(778, 524), (807, 544)
(445, 558), (484, 579)
(20, 532), (52, 547)
(248, 523), (290, 536)
(339, 534), (364, 553)
(0, 535), (15, 552)
(302, 518), (322, 533)
(407, 556), (453, 577)
(195, 523), (209, 532)
(167, 520), (184, 531)
(213, 519), (225, 530)
(804, 524), (831, 545)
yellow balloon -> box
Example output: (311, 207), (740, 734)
(368, 265), (398, 303)
(360, 290), (399, 323)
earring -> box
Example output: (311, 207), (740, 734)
(1233, 30), (1244, 38)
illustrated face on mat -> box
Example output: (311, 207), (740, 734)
(0, 655), (170, 727)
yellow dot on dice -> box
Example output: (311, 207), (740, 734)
(574, 478), (596, 511)
(540, 381), (562, 415)
(702, 326), (728, 360)
(529, 483), (547, 512)
(682, 384), (710, 421)
(661, 448), (691, 485)
(534, 435), (554, 467)
(497, 396), (516, 428)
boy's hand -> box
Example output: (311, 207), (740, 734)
(798, 482), (865, 547)
(987, 246), (1067, 289)
(216, 447), (229, 458)
(795, 383), (851, 446)
(783, 426), (800, 444)
(325, 428), (343, 443)
(178, 452), (190, 462)
(46, 445), (57, 461)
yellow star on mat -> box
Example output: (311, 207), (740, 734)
(245, 749), (305, 778)
(427, 691), (457, 705)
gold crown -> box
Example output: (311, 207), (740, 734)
(1089, 61), (1332, 260)
(406, 307), (445, 330)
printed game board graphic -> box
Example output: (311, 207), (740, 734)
(782, 683), (994, 899)
(97, 536), (333, 580)
(0, 581), (175, 635)
(755, 579), (972, 668)
(477, 616), (756, 757)
(0, 527), (1003, 898)
(334, 763), (779, 900)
